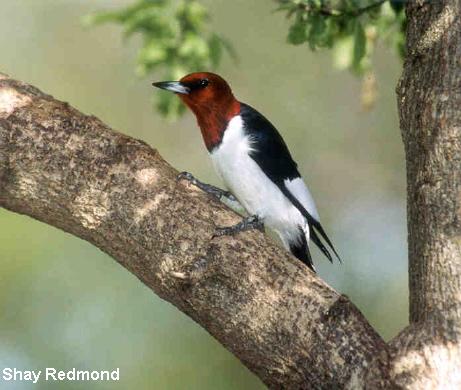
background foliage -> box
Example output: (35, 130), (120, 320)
(86, 0), (405, 116)
(279, 0), (405, 72)
(84, 0), (235, 118)
(1, 0), (406, 389)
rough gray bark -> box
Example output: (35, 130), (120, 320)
(398, 0), (461, 325)
(1, 2), (460, 387)
(385, 0), (461, 388)
(0, 74), (387, 389)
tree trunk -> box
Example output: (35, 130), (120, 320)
(384, 1), (461, 388)
(398, 0), (461, 325)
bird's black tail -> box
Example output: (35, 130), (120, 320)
(280, 186), (341, 265)
(289, 228), (315, 272)
(308, 219), (341, 263)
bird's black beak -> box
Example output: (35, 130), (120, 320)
(152, 81), (190, 95)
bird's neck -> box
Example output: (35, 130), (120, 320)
(193, 99), (241, 151)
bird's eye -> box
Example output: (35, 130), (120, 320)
(199, 79), (209, 88)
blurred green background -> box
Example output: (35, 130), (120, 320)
(0, 1), (406, 389)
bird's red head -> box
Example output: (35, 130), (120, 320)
(153, 72), (240, 150)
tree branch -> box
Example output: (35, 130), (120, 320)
(296, 0), (386, 17)
(0, 74), (386, 389)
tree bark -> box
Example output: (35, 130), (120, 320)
(398, 0), (461, 326)
(384, 1), (461, 388)
(0, 74), (387, 389)
(0, 2), (460, 388)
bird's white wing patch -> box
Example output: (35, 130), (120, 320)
(284, 177), (320, 221)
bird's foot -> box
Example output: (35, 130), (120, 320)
(177, 171), (236, 202)
(213, 215), (264, 238)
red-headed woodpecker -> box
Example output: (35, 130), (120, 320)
(153, 72), (339, 271)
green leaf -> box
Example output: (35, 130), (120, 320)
(138, 41), (167, 67)
(157, 92), (185, 120)
(177, 0), (208, 32)
(307, 14), (326, 49)
(209, 34), (223, 68)
(333, 36), (354, 70)
(81, 11), (120, 27)
(390, 0), (405, 14)
(178, 33), (209, 62)
(288, 15), (307, 45)
(352, 21), (366, 72)
(86, 0), (233, 118)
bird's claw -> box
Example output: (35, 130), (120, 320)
(177, 171), (196, 184)
(212, 215), (264, 238)
(213, 226), (237, 238)
(177, 171), (236, 201)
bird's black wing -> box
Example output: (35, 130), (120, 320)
(240, 103), (299, 182)
(240, 103), (340, 264)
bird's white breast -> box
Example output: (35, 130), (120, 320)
(210, 115), (306, 247)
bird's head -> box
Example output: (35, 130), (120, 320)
(153, 72), (240, 150)
(153, 72), (235, 111)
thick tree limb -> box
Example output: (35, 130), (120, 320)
(0, 74), (387, 389)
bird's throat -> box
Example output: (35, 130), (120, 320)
(192, 100), (241, 151)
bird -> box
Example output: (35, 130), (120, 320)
(153, 72), (340, 271)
